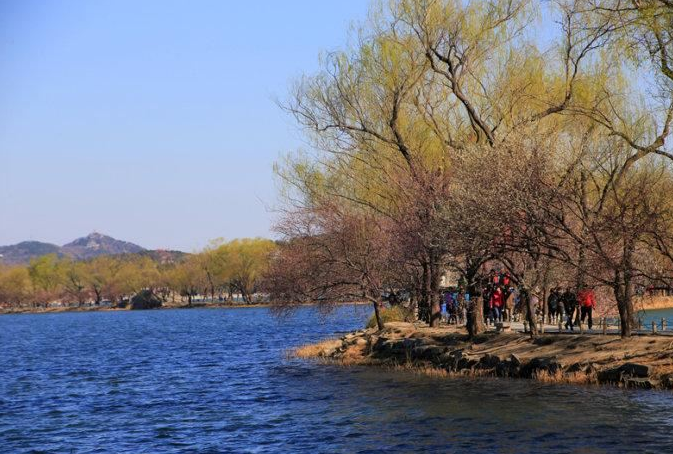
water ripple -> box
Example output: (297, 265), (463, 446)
(1, 306), (673, 453)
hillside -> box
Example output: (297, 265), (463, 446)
(0, 233), (183, 265)
(61, 232), (145, 260)
(0, 241), (64, 265)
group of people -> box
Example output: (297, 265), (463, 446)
(441, 269), (598, 331)
(548, 286), (597, 330)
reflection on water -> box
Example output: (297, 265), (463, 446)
(1, 306), (672, 453)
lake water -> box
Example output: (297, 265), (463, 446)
(640, 308), (673, 329)
(2, 306), (673, 453)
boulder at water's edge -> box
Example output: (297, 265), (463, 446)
(130, 290), (162, 310)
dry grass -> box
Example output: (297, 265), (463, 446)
(292, 338), (342, 359)
(534, 369), (598, 385)
(384, 362), (450, 378)
(638, 296), (673, 310)
(406, 366), (450, 378)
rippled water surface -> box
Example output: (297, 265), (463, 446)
(2, 306), (673, 453)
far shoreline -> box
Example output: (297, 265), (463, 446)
(0, 300), (371, 316)
(2, 296), (672, 316)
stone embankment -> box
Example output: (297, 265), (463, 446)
(301, 322), (673, 390)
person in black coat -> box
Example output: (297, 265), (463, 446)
(562, 288), (578, 331)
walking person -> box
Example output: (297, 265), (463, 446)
(578, 286), (596, 330)
(562, 288), (578, 331)
(482, 283), (492, 324)
(441, 292), (448, 323)
(556, 287), (566, 322)
(548, 287), (560, 324)
(489, 286), (504, 323)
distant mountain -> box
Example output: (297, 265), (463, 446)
(62, 232), (145, 260)
(0, 241), (63, 265)
(0, 233), (175, 265)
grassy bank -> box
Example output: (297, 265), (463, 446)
(639, 296), (673, 311)
(294, 322), (673, 390)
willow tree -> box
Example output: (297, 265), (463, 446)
(571, 0), (673, 178)
(167, 256), (206, 306)
(218, 238), (277, 303)
(278, 0), (610, 327)
(0, 265), (32, 308)
(27, 254), (63, 306)
(83, 256), (121, 305)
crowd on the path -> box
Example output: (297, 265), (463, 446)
(441, 269), (597, 330)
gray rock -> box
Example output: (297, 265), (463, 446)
(496, 359), (517, 377)
(509, 354), (522, 368)
(598, 363), (651, 384)
(619, 363), (650, 378)
(532, 337), (556, 346)
(661, 373), (673, 389)
(625, 378), (659, 390)
(411, 345), (445, 361)
(440, 349), (464, 371)
(456, 357), (478, 371)
(495, 322), (511, 333)
(597, 368), (622, 383)
(566, 362), (596, 375)
(130, 290), (162, 310)
(521, 357), (563, 378)
(477, 354), (501, 369)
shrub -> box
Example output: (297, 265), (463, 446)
(366, 305), (415, 328)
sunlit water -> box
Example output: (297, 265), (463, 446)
(2, 306), (673, 453)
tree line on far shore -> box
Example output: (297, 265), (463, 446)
(265, 0), (673, 338)
(0, 238), (276, 309)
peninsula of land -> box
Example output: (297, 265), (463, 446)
(297, 322), (673, 391)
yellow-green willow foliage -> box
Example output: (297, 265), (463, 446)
(0, 238), (277, 309)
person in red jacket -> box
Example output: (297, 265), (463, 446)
(489, 286), (504, 322)
(578, 287), (596, 329)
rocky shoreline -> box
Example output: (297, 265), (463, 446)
(297, 322), (673, 391)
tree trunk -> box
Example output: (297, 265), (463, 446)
(241, 287), (251, 304)
(542, 270), (549, 324)
(522, 288), (538, 337)
(467, 294), (485, 338)
(409, 292), (418, 322)
(613, 269), (634, 338)
(205, 271), (215, 303)
(576, 168), (588, 293)
(419, 261), (431, 323)
(429, 252), (442, 328)
(373, 300), (385, 330)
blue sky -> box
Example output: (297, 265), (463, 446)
(0, 0), (369, 251)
